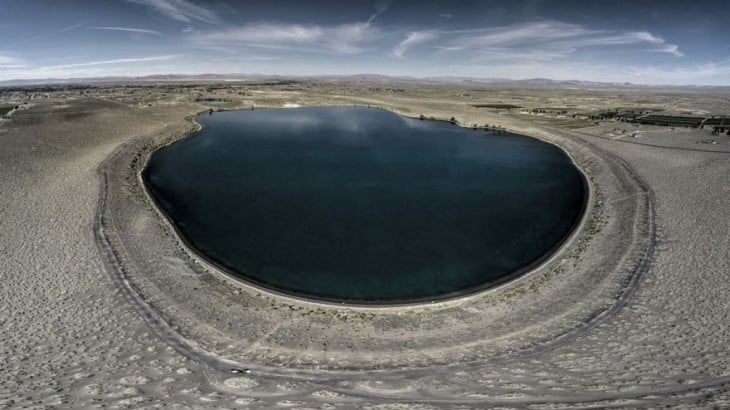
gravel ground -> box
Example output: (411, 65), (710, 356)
(1, 84), (729, 408)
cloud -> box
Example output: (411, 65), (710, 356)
(43, 55), (180, 69)
(58, 20), (92, 33)
(188, 22), (382, 54)
(658, 44), (683, 57)
(0, 55), (182, 80)
(0, 54), (20, 64)
(5, 20), (93, 49)
(186, 19), (682, 75)
(453, 21), (594, 48)
(0, 53), (25, 68)
(367, 0), (392, 24)
(248, 56), (279, 61)
(188, 2), (390, 55)
(87, 26), (163, 36)
(624, 59), (730, 84)
(474, 48), (576, 62)
(393, 31), (438, 58)
(396, 21), (683, 61)
(127, 0), (220, 25)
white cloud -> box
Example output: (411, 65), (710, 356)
(475, 48), (575, 62)
(127, 0), (220, 25)
(453, 21), (595, 48)
(0, 54), (19, 64)
(248, 56), (279, 61)
(2, 14), (704, 85)
(657, 44), (684, 57)
(42, 55), (179, 69)
(393, 31), (438, 58)
(625, 59), (730, 84)
(0, 55), (182, 80)
(0, 53), (24, 68)
(401, 21), (683, 61)
(58, 20), (92, 33)
(189, 22), (382, 54)
(2, 20), (92, 49)
(87, 26), (163, 36)
(367, 0), (392, 24)
(187, 2), (390, 56)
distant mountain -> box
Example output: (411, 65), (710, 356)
(1, 73), (728, 90)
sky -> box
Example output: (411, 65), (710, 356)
(1, 0), (729, 85)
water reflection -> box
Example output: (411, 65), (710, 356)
(143, 107), (585, 303)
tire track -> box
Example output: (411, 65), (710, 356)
(94, 123), (730, 405)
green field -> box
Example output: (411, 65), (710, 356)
(0, 106), (14, 116)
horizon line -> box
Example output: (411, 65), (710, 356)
(1, 72), (729, 88)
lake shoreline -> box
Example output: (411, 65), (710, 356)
(139, 106), (591, 305)
(95, 96), (650, 374)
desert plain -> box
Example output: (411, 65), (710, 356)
(1, 78), (729, 408)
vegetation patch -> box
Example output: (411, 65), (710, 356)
(195, 98), (232, 105)
(473, 104), (522, 109)
(0, 105), (17, 116)
(631, 114), (704, 128)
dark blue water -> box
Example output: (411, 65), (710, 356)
(143, 107), (585, 303)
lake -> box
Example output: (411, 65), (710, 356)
(143, 106), (586, 303)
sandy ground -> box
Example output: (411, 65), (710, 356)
(1, 82), (729, 408)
